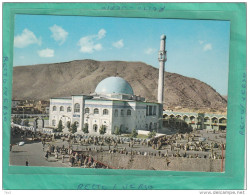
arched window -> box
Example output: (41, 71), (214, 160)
(53, 106), (57, 111)
(127, 109), (131, 116)
(93, 124), (98, 132)
(67, 107), (71, 112)
(85, 108), (90, 114)
(94, 108), (99, 114)
(52, 120), (56, 126)
(149, 122), (153, 130)
(121, 109), (124, 116)
(74, 103), (80, 113)
(103, 109), (109, 115)
(60, 106), (64, 111)
(114, 109), (118, 117)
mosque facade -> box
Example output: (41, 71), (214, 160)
(49, 77), (161, 135)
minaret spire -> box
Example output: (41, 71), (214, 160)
(157, 34), (167, 104)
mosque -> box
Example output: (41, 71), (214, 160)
(49, 35), (167, 135)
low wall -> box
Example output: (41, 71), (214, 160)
(86, 151), (224, 172)
(137, 130), (165, 137)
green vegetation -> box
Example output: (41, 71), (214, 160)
(136, 134), (149, 139)
(13, 116), (22, 125)
(83, 123), (89, 134)
(99, 125), (106, 135)
(114, 126), (121, 135)
(131, 129), (138, 138)
(56, 120), (63, 132)
(148, 130), (157, 138)
(67, 121), (71, 129)
(70, 122), (78, 134)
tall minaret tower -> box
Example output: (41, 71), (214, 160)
(158, 34), (167, 104)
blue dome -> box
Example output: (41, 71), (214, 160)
(95, 77), (134, 95)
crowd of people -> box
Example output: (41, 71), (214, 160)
(10, 125), (226, 169)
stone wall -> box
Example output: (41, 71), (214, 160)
(86, 151), (224, 172)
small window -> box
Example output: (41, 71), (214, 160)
(67, 107), (71, 112)
(74, 103), (80, 113)
(85, 108), (90, 114)
(127, 109), (131, 116)
(60, 106), (64, 112)
(53, 106), (56, 111)
(103, 109), (109, 115)
(94, 108), (99, 114)
(114, 109), (118, 117)
(121, 109), (124, 116)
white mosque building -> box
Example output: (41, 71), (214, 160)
(49, 35), (167, 135)
(49, 77), (160, 134)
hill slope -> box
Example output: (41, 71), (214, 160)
(12, 59), (227, 111)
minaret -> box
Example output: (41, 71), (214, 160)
(158, 34), (167, 104)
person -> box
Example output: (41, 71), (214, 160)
(62, 154), (65, 163)
(10, 144), (12, 152)
(45, 152), (49, 160)
(26, 160), (29, 166)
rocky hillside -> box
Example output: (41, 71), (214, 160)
(12, 59), (227, 111)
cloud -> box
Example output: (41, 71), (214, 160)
(199, 40), (204, 45)
(14, 29), (42, 48)
(78, 29), (106, 53)
(49, 24), (68, 45)
(145, 48), (156, 54)
(112, 39), (124, 49)
(203, 43), (212, 51)
(37, 48), (54, 58)
(97, 29), (106, 39)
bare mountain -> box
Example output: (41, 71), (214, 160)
(12, 59), (227, 111)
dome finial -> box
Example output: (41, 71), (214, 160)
(161, 34), (166, 40)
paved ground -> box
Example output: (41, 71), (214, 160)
(9, 129), (226, 168)
(10, 141), (70, 167)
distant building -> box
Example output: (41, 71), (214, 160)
(163, 111), (227, 131)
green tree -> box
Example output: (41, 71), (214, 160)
(71, 122), (78, 134)
(99, 125), (106, 135)
(57, 120), (63, 132)
(83, 123), (89, 134)
(148, 130), (157, 138)
(23, 119), (29, 127)
(114, 126), (121, 135)
(131, 129), (138, 138)
(13, 116), (22, 125)
(67, 121), (71, 129)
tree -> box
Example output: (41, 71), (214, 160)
(148, 130), (157, 139)
(131, 129), (138, 138)
(83, 123), (89, 134)
(114, 126), (121, 135)
(13, 116), (22, 125)
(71, 122), (78, 134)
(57, 120), (63, 132)
(67, 121), (71, 129)
(23, 119), (29, 127)
(99, 125), (106, 135)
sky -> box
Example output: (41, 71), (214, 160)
(13, 14), (230, 95)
